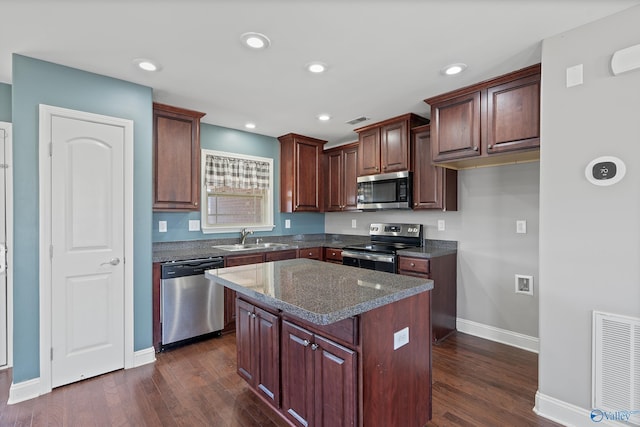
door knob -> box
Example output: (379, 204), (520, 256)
(100, 258), (120, 266)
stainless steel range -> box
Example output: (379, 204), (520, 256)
(342, 223), (423, 273)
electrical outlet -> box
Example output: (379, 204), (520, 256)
(352, 219), (357, 228)
(394, 327), (409, 350)
(188, 220), (200, 231)
(285, 219), (291, 229)
(516, 220), (527, 234)
(515, 274), (534, 296)
(437, 220), (445, 231)
(158, 221), (167, 233)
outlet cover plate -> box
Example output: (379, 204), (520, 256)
(393, 327), (409, 350)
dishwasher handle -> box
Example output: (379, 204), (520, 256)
(161, 257), (224, 279)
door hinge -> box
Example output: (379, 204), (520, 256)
(50, 245), (53, 259)
(51, 348), (53, 361)
(49, 142), (53, 157)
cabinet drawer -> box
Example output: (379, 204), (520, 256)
(265, 249), (298, 262)
(398, 256), (430, 275)
(225, 253), (264, 267)
(283, 314), (358, 348)
(324, 248), (343, 263)
(298, 247), (322, 260)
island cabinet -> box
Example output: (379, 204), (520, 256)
(152, 103), (205, 211)
(324, 142), (359, 211)
(223, 253), (266, 333)
(236, 299), (280, 407)
(278, 133), (327, 212)
(281, 320), (357, 427)
(411, 125), (458, 211)
(425, 63), (541, 169)
(355, 113), (429, 176)
(397, 253), (457, 343)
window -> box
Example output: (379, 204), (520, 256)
(201, 149), (275, 233)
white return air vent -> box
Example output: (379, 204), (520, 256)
(592, 311), (640, 426)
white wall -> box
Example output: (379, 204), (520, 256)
(537, 4), (640, 422)
(326, 161), (540, 338)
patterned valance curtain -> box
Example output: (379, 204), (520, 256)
(205, 154), (270, 189)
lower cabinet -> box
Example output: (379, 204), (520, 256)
(323, 247), (343, 264)
(281, 320), (357, 427)
(297, 246), (322, 260)
(224, 253), (265, 333)
(236, 298), (280, 407)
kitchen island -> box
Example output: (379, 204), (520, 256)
(206, 258), (434, 427)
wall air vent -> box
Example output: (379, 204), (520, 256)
(592, 311), (640, 426)
(345, 116), (370, 126)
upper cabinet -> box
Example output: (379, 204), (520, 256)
(278, 133), (327, 212)
(355, 113), (429, 176)
(411, 125), (458, 211)
(324, 142), (359, 212)
(153, 103), (206, 211)
(425, 64), (541, 169)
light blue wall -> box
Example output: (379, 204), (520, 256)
(0, 83), (11, 122)
(152, 123), (325, 242)
(12, 55), (153, 382)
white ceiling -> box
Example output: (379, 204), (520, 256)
(2, 0), (639, 147)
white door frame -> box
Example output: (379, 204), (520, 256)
(0, 121), (13, 370)
(38, 105), (134, 394)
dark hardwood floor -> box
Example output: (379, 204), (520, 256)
(0, 332), (560, 427)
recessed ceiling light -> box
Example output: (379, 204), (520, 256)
(245, 122), (256, 129)
(307, 62), (327, 73)
(134, 58), (161, 72)
(317, 114), (331, 121)
(241, 32), (271, 49)
(441, 63), (467, 76)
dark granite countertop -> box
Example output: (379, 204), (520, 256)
(205, 258), (433, 325)
(153, 234), (457, 263)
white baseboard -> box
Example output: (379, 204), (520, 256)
(133, 346), (156, 367)
(7, 377), (40, 405)
(456, 318), (539, 353)
(7, 348), (155, 405)
(534, 391), (635, 427)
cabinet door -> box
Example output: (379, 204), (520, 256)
(325, 150), (343, 211)
(236, 299), (255, 385)
(281, 321), (315, 427)
(255, 306), (280, 407)
(296, 139), (323, 211)
(431, 91), (481, 162)
(153, 104), (203, 211)
(298, 247), (322, 260)
(264, 249), (298, 262)
(486, 73), (540, 154)
(224, 254), (265, 332)
(342, 145), (359, 210)
(358, 128), (381, 176)
(313, 334), (357, 427)
(380, 120), (409, 173)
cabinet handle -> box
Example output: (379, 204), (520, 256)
(195, 201), (198, 206)
(302, 339), (310, 347)
(311, 343), (319, 351)
(332, 252), (336, 256)
(410, 263), (415, 267)
(473, 146), (478, 151)
(414, 202), (418, 206)
(247, 311), (252, 317)
(308, 252), (313, 256)
(251, 313), (256, 319)
(488, 144), (493, 149)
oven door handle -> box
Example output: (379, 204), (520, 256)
(341, 250), (396, 264)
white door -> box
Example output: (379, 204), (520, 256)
(50, 115), (125, 387)
(0, 125), (7, 368)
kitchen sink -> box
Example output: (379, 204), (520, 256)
(212, 242), (291, 251)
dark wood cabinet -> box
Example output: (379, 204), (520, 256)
(411, 125), (458, 211)
(152, 103), (205, 211)
(426, 64), (541, 169)
(355, 113), (429, 176)
(278, 133), (327, 212)
(397, 253), (457, 343)
(236, 299), (280, 407)
(323, 248), (343, 264)
(264, 249), (298, 262)
(297, 247), (322, 260)
(223, 253), (265, 333)
(281, 320), (357, 427)
(324, 142), (359, 212)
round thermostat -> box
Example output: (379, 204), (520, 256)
(585, 156), (626, 186)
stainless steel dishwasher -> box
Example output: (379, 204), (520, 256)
(161, 257), (225, 348)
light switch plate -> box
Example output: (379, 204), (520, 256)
(437, 220), (445, 231)
(285, 219), (291, 229)
(566, 64), (583, 88)
(188, 220), (200, 231)
(352, 219), (357, 228)
(393, 327), (409, 350)
(516, 220), (527, 234)
(158, 221), (167, 233)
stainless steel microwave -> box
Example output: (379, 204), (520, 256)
(356, 171), (412, 210)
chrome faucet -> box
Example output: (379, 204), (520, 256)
(240, 228), (253, 245)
